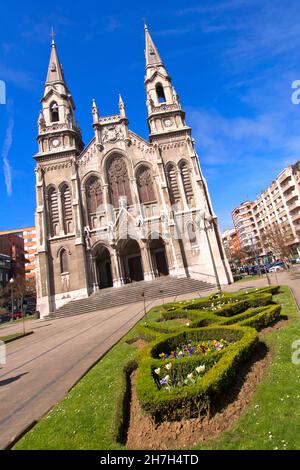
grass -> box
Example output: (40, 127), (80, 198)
(14, 287), (300, 450)
(0, 332), (32, 343)
(235, 274), (265, 283)
(194, 286), (300, 450)
(0, 315), (35, 330)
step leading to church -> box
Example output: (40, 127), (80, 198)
(49, 276), (216, 319)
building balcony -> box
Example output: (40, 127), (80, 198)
(285, 190), (298, 203)
(278, 170), (292, 185)
(281, 178), (295, 192)
(287, 199), (300, 214)
(292, 211), (300, 222)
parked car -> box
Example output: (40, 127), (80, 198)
(0, 312), (12, 323)
(11, 311), (23, 320)
(269, 262), (285, 272)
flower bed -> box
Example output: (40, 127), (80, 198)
(135, 286), (282, 421)
(136, 325), (258, 420)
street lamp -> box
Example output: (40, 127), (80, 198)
(199, 210), (222, 293)
(9, 278), (14, 320)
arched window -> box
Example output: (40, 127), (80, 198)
(60, 248), (68, 274)
(166, 163), (180, 205)
(48, 187), (59, 236)
(179, 161), (194, 205)
(107, 155), (132, 208)
(156, 84), (166, 103)
(187, 223), (197, 247)
(136, 166), (156, 204)
(50, 101), (59, 122)
(86, 176), (103, 225)
(61, 184), (73, 234)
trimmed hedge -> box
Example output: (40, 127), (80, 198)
(136, 325), (258, 421)
(134, 286), (282, 421)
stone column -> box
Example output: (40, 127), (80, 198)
(91, 254), (99, 291)
(141, 242), (155, 281)
(111, 248), (125, 287)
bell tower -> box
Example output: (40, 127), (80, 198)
(36, 38), (83, 158)
(144, 24), (190, 143)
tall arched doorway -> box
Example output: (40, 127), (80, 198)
(149, 236), (169, 277)
(95, 245), (113, 289)
(118, 238), (144, 283)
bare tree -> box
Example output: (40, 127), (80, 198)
(260, 224), (294, 259)
(0, 277), (36, 311)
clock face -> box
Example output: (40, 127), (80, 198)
(164, 118), (173, 127)
(52, 138), (61, 148)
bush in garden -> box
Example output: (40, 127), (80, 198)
(134, 286), (282, 421)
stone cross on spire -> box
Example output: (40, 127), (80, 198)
(51, 26), (55, 45)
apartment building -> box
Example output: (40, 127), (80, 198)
(231, 201), (256, 253)
(222, 228), (241, 261)
(0, 227), (37, 281)
(232, 162), (300, 259)
(0, 254), (11, 289)
(0, 233), (25, 281)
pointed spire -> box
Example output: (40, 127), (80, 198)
(92, 98), (99, 123)
(46, 36), (65, 85)
(145, 23), (163, 68)
(118, 94), (126, 117)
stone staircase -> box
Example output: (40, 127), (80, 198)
(49, 276), (216, 319)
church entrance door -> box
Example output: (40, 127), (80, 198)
(149, 236), (169, 277)
(95, 246), (113, 289)
(118, 238), (144, 283)
(128, 255), (144, 282)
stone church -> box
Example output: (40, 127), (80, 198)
(34, 26), (232, 318)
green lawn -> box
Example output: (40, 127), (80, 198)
(14, 287), (300, 450)
(0, 315), (35, 331)
(235, 274), (265, 283)
(195, 286), (300, 450)
(0, 332), (30, 343)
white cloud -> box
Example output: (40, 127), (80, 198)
(1, 100), (14, 196)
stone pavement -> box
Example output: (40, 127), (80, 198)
(0, 268), (299, 449)
(0, 290), (216, 450)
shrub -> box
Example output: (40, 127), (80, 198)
(237, 304), (281, 330)
(133, 286), (283, 421)
(136, 325), (258, 421)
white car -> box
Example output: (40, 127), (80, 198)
(269, 265), (284, 273)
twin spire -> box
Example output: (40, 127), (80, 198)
(45, 24), (170, 119)
(46, 24), (166, 84)
(144, 23), (163, 67)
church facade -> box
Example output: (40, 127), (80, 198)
(34, 26), (232, 318)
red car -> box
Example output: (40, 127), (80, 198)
(12, 311), (23, 320)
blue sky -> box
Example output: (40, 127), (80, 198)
(1, 0), (300, 231)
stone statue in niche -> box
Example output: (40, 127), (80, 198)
(84, 226), (91, 251)
(66, 110), (73, 129)
(38, 111), (46, 131)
